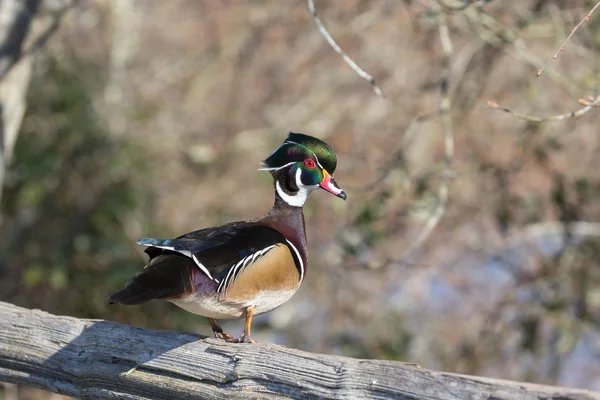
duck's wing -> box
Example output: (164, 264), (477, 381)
(136, 223), (289, 284)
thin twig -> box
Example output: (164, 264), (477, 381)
(537, 1), (600, 77)
(400, 7), (454, 261)
(464, 6), (581, 98)
(487, 95), (600, 122)
(437, 0), (484, 12)
(307, 0), (383, 96)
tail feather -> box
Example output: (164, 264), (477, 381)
(107, 281), (171, 305)
(107, 253), (196, 306)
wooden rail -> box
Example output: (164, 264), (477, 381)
(0, 301), (598, 399)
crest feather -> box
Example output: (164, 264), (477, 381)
(263, 132), (337, 173)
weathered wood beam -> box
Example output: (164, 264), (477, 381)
(0, 301), (598, 400)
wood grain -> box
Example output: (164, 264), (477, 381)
(0, 301), (598, 400)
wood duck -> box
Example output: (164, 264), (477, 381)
(108, 132), (346, 343)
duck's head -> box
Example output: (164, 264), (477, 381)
(261, 132), (346, 207)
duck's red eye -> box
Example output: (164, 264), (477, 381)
(304, 159), (316, 169)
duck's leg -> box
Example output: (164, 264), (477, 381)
(236, 306), (256, 344)
(208, 318), (235, 341)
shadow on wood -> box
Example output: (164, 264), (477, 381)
(0, 301), (598, 399)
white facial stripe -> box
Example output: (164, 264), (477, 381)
(295, 166), (320, 192)
(266, 139), (328, 173)
(313, 153), (324, 170)
(276, 181), (307, 207)
(276, 168), (318, 207)
(285, 239), (304, 282)
(258, 161), (296, 171)
(261, 142), (302, 170)
(285, 140), (323, 169)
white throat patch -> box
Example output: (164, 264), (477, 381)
(276, 168), (317, 207)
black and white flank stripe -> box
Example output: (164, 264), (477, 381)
(216, 245), (277, 294)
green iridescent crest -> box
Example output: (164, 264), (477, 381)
(262, 132), (337, 173)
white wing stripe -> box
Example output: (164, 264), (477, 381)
(141, 244), (192, 258)
(191, 254), (216, 281)
(138, 243), (216, 281)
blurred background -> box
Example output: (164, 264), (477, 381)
(1, 0), (600, 398)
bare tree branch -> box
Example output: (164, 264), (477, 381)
(104, 0), (143, 136)
(462, 6), (581, 97)
(0, 0), (41, 208)
(537, 1), (600, 77)
(0, 0), (40, 80)
(0, 0), (75, 209)
(400, 6), (454, 261)
(307, 0), (383, 97)
(487, 95), (600, 122)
